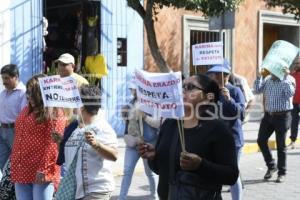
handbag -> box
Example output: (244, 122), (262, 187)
(167, 121), (221, 200)
(0, 159), (16, 200)
(168, 171), (222, 200)
(123, 99), (141, 148)
(55, 136), (84, 200)
(123, 134), (140, 148)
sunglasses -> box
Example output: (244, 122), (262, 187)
(182, 83), (204, 92)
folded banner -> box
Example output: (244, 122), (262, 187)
(38, 75), (83, 108)
(261, 40), (299, 80)
(134, 69), (184, 119)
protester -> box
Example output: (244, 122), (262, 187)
(118, 81), (159, 200)
(53, 53), (90, 172)
(55, 53), (88, 87)
(207, 61), (245, 200)
(138, 74), (239, 200)
(10, 74), (66, 200)
(253, 68), (295, 183)
(63, 85), (118, 200)
(289, 56), (300, 149)
(229, 72), (255, 112)
(55, 53), (89, 122)
(0, 64), (27, 178)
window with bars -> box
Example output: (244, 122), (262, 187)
(189, 30), (225, 75)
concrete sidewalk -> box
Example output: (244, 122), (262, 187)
(113, 120), (300, 176)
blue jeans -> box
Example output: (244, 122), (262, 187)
(0, 128), (15, 171)
(15, 183), (54, 200)
(230, 146), (242, 200)
(119, 146), (158, 200)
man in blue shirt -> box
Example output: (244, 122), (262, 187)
(253, 68), (295, 183)
(0, 64), (27, 179)
(207, 61), (245, 200)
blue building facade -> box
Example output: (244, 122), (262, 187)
(0, 0), (144, 135)
(101, 0), (144, 135)
(0, 0), (43, 88)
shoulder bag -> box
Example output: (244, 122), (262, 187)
(55, 136), (84, 200)
(0, 159), (16, 200)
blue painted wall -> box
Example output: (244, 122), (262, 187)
(101, 0), (144, 136)
(0, 0), (143, 136)
(3, 0), (43, 84)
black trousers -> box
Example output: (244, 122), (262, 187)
(290, 103), (300, 142)
(257, 112), (291, 175)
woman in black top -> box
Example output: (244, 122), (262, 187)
(138, 74), (239, 200)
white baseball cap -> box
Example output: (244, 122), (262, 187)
(55, 53), (75, 65)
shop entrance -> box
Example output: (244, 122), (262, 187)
(263, 23), (300, 58)
(43, 0), (101, 84)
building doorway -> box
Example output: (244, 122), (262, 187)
(43, 0), (101, 77)
(183, 15), (233, 77)
(189, 30), (225, 76)
(258, 10), (300, 68)
(263, 23), (300, 58)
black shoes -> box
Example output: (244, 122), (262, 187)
(264, 168), (285, 183)
(276, 175), (285, 183)
(264, 168), (278, 180)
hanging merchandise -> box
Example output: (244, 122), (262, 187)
(74, 10), (83, 68)
(84, 54), (108, 78)
(86, 15), (99, 56)
(42, 17), (49, 52)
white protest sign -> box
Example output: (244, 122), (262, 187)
(134, 69), (184, 119)
(39, 75), (83, 108)
(192, 41), (223, 66)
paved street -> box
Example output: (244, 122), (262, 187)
(110, 147), (300, 200)
(109, 120), (300, 200)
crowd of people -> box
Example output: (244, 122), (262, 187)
(0, 53), (299, 200)
(0, 54), (117, 200)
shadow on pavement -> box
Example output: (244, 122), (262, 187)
(110, 195), (152, 200)
(287, 151), (300, 156)
(139, 185), (150, 191)
(243, 179), (266, 185)
(244, 139), (257, 143)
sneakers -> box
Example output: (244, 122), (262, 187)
(264, 168), (278, 180)
(287, 141), (296, 149)
(276, 175), (285, 183)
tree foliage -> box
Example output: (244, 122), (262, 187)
(127, 0), (244, 72)
(264, 0), (300, 20)
(153, 0), (243, 17)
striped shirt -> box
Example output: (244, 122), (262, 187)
(253, 75), (295, 112)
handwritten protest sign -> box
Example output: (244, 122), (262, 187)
(134, 69), (184, 119)
(261, 40), (299, 80)
(39, 75), (83, 108)
(192, 41), (223, 66)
